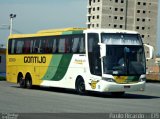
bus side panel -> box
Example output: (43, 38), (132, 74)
(40, 54), (87, 89)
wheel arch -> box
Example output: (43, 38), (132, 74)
(75, 75), (84, 87)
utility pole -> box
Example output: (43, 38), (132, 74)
(9, 14), (16, 35)
(125, 0), (128, 30)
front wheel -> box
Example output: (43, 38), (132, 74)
(76, 78), (86, 95)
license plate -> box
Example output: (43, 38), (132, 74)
(124, 86), (130, 89)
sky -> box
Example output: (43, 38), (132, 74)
(0, 0), (160, 54)
(0, 0), (87, 45)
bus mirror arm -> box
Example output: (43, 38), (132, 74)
(98, 43), (106, 58)
(144, 44), (154, 60)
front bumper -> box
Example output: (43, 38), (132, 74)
(97, 80), (145, 92)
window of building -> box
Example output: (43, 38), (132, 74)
(115, 8), (118, 11)
(136, 26), (139, 29)
(97, 7), (100, 11)
(93, 7), (95, 11)
(142, 27), (145, 30)
(143, 10), (146, 14)
(93, 0), (95, 3)
(120, 17), (123, 20)
(92, 16), (95, 19)
(121, 0), (124, 3)
(141, 35), (144, 38)
(142, 19), (145, 22)
(114, 24), (117, 28)
(92, 24), (94, 27)
(143, 2), (146, 6)
(137, 18), (140, 21)
(137, 10), (140, 13)
(88, 16), (91, 22)
(115, 0), (118, 3)
(89, 0), (92, 5)
(88, 24), (91, 28)
(97, 15), (100, 19)
(120, 8), (124, 12)
(119, 25), (123, 28)
(114, 16), (118, 20)
(98, 0), (100, 2)
(137, 2), (141, 5)
(97, 24), (99, 27)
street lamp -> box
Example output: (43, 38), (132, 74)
(9, 14), (16, 35)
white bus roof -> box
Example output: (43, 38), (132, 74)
(84, 29), (139, 34)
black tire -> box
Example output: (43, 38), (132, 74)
(76, 78), (86, 95)
(18, 74), (25, 88)
(25, 74), (32, 89)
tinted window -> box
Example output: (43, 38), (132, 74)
(8, 34), (85, 54)
(16, 40), (24, 54)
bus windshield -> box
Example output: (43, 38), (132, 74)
(101, 33), (146, 76)
(101, 33), (142, 45)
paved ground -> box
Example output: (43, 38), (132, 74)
(0, 81), (160, 113)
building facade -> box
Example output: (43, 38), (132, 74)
(87, 0), (158, 68)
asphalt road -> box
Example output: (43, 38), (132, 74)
(0, 81), (160, 113)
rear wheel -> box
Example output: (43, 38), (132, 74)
(76, 78), (86, 95)
(18, 74), (25, 88)
(25, 74), (32, 89)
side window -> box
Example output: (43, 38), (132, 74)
(52, 39), (57, 53)
(23, 40), (31, 54)
(72, 37), (80, 53)
(16, 40), (24, 54)
(9, 39), (16, 54)
(88, 33), (99, 52)
(41, 39), (46, 53)
(65, 37), (71, 53)
(71, 35), (85, 53)
(58, 38), (65, 53)
(79, 36), (85, 53)
(30, 40), (34, 53)
(8, 39), (13, 54)
(47, 39), (53, 53)
(33, 39), (40, 53)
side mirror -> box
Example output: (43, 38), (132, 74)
(144, 44), (154, 60)
(98, 43), (106, 58)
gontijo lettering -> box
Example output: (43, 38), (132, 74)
(24, 56), (46, 63)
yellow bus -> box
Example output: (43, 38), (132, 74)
(7, 28), (153, 95)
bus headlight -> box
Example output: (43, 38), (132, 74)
(139, 78), (146, 82)
(102, 78), (115, 82)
